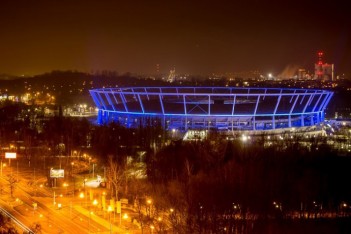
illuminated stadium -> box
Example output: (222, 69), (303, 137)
(89, 87), (333, 132)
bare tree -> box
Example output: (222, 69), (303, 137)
(7, 174), (17, 198)
(106, 155), (125, 201)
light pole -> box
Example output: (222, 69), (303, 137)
(84, 178), (88, 207)
(71, 162), (74, 176)
(92, 199), (98, 212)
(63, 183), (68, 195)
(53, 190), (56, 207)
(92, 163), (96, 179)
(108, 206), (113, 234)
(16, 160), (18, 182)
(79, 192), (84, 206)
(88, 199), (98, 234)
(169, 208), (174, 233)
(88, 210), (92, 234)
(123, 213), (128, 228)
(147, 199), (152, 217)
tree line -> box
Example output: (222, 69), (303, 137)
(1, 100), (351, 233)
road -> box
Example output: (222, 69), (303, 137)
(0, 162), (136, 233)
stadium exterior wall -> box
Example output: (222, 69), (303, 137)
(89, 87), (333, 131)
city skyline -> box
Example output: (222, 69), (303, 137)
(1, 0), (350, 76)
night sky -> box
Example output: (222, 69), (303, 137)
(1, 0), (350, 76)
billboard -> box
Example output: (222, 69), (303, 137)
(5, 152), (16, 159)
(50, 169), (64, 178)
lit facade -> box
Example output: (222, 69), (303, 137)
(315, 63), (334, 81)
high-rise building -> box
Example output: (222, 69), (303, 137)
(314, 51), (334, 81)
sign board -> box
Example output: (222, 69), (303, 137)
(116, 201), (121, 213)
(5, 152), (16, 159)
(50, 169), (64, 178)
(120, 198), (128, 205)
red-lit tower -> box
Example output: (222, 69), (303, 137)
(317, 51), (323, 65)
(315, 51), (324, 79)
(314, 51), (334, 81)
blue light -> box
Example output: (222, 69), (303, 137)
(90, 87), (333, 131)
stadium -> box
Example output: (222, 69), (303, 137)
(89, 87), (333, 134)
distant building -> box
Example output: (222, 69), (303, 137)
(167, 68), (176, 83)
(314, 51), (334, 81)
(315, 63), (334, 81)
(298, 69), (307, 80)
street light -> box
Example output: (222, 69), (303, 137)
(169, 208), (175, 233)
(0, 161), (6, 177)
(63, 182), (69, 195)
(79, 192), (84, 206)
(87, 199), (98, 233)
(92, 199), (98, 213)
(122, 213), (128, 228)
(88, 210), (93, 234)
(108, 206), (113, 234)
(147, 199), (152, 217)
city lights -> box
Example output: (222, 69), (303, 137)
(0, 1), (350, 233)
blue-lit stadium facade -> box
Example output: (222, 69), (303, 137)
(89, 87), (333, 131)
